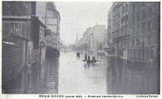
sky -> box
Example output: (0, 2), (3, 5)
(55, 2), (112, 46)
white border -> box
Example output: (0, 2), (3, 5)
(0, 0), (161, 99)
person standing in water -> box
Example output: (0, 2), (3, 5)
(92, 56), (97, 63)
(83, 53), (88, 61)
(87, 56), (91, 66)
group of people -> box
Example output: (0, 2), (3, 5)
(76, 52), (98, 65)
(83, 54), (97, 65)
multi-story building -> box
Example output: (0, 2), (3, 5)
(76, 25), (107, 56)
(107, 2), (160, 94)
(107, 2), (160, 62)
(35, 2), (61, 54)
(45, 3), (60, 54)
(92, 25), (107, 51)
(107, 2), (130, 57)
(2, 1), (60, 93)
(3, 2), (40, 93)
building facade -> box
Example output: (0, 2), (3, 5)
(107, 2), (160, 94)
(107, 2), (160, 63)
(35, 2), (61, 55)
(76, 25), (107, 56)
(2, 1), (60, 93)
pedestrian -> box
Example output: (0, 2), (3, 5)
(76, 52), (80, 57)
(92, 56), (97, 63)
(87, 56), (91, 65)
(83, 54), (87, 61)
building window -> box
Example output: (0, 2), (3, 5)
(142, 9), (146, 19)
(137, 12), (140, 21)
(122, 6), (124, 13)
(125, 3), (128, 12)
(148, 21), (152, 32)
(141, 2), (145, 6)
(137, 24), (140, 33)
(141, 22), (145, 33)
(146, 7), (152, 17)
(125, 25), (127, 35)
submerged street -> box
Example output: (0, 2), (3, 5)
(2, 2), (160, 94)
(59, 52), (107, 94)
(44, 51), (159, 94)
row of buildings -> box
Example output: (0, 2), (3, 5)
(76, 2), (160, 63)
(2, 1), (61, 93)
(75, 25), (107, 57)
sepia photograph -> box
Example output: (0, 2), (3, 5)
(2, 1), (160, 94)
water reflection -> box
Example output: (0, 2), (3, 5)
(59, 52), (107, 94)
(106, 56), (160, 94)
(44, 56), (59, 93)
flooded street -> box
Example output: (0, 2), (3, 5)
(2, 2), (160, 94)
(44, 56), (59, 93)
(2, 49), (159, 94)
(43, 51), (159, 94)
(106, 56), (160, 94)
(59, 52), (107, 94)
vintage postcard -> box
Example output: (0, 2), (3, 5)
(0, 0), (161, 98)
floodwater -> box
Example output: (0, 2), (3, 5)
(59, 52), (107, 94)
(106, 56), (160, 94)
(43, 51), (160, 94)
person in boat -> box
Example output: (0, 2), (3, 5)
(92, 56), (97, 63)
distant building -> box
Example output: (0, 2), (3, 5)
(92, 25), (107, 51)
(76, 25), (107, 55)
